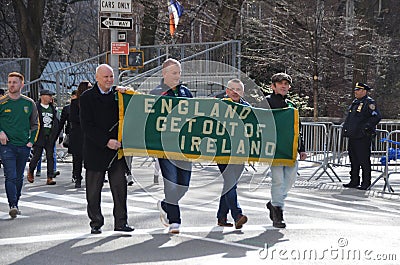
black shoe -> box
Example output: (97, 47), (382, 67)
(266, 201), (274, 222)
(91, 227), (102, 234)
(357, 185), (370, 190)
(114, 224), (134, 232)
(75, 180), (82, 188)
(343, 182), (359, 188)
(53, 171), (60, 178)
(273, 207), (286, 228)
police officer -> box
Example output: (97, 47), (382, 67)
(342, 82), (381, 190)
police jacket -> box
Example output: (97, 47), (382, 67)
(266, 93), (305, 153)
(34, 101), (60, 147)
(342, 95), (381, 139)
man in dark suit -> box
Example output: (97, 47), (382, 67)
(80, 64), (134, 234)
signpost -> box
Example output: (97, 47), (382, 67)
(100, 0), (144, 79)
(100, 17), (133, 30)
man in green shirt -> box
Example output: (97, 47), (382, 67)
(0, 72), (38, 218)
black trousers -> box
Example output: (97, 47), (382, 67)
(348, 137), (372, 186)
(72, 153), (83, 180)
(29, 137), (55, 178)
(85, 158), (128, 228)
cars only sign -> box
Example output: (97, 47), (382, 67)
(100, 0), (132, 13)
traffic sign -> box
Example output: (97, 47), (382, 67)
(118, 31), (127, 42)
(111, 42), (129, 55)
(100, 0), (132, 13)
(100, 16), (133, 30)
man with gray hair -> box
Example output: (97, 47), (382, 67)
(215, 78), (249, 229)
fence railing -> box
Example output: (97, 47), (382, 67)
(371, 130), (400, 192)
(23, 53), (108, 104)
(0, 58), (31, 89)
(302, 122), (400, 192)
(23, 40), (241, 106)
(120, 40), (241, 97)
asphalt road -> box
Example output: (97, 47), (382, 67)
(1, 158), (399, 265)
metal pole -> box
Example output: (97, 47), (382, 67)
(110, 13), (120, 85)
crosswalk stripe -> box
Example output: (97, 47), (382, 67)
(0, 196), (84, 215)
(25, 192), (158, 213)
(0, 223), (398, 246)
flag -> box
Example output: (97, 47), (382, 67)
(168, 0), (184, 36)
(118, 93), (300, 166)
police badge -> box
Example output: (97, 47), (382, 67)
(369, 104), (376, 110)
(357, 102), (363, 112)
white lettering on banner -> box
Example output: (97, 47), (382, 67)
(153, 115), (267, 139)
(178, 100), (189, 114)
(143, 96), (279, 157)
(144, 98), (155, 113)
(186, 118), (197, 133)
(144, 99), (254, 121)
(206, 138), (217, 153)
(181, 135), (276, 156)
(194, 102), (205, 116)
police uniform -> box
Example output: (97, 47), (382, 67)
(342, 82), (381, 190)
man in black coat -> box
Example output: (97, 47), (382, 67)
(80, 64), (134, 234)
(27, 89), (59, 185)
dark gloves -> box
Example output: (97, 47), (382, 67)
(364, 127), (376, 137)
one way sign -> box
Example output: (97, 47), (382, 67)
(100, 17), (133, 30)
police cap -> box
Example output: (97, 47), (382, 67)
(354, 82), (371, 91)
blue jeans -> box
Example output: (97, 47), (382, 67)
(36, 145), (57, 171)
(270, 161), (298, 208)
(0, 144), (31, 208)
(158, 158), (191, 224)
(217, 163), (244, 222)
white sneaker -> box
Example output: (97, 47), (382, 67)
(127, 174), (134, 186)
(169, 223), (180, 234)
(157, 200), (169, 227)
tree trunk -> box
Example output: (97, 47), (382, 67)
(141, 2), (159, 46)
(212, 0), (244, 41)
(12, 0), (45, 100)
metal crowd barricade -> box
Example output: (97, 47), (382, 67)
(331, 127), (389, 186)
(302, 122), (390, 185)
(302, 122), (341, 182)
(369, 130), (400, 192)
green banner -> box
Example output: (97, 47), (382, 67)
(119, 92), (299, 166)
